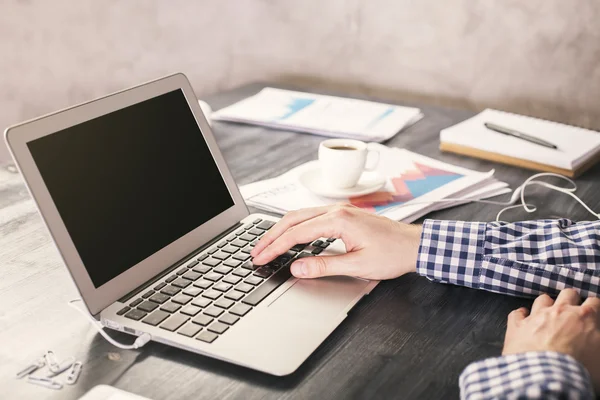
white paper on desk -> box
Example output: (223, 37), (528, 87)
(440, 109), (600, 170)
(241, 145), (508, 223)
(211, 88), (423, 142)
(392, 181), (511, 222)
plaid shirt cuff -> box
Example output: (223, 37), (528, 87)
(459, 351), (595, 400)
(416, 219), (486, 288)
(416, 218), (600, 298)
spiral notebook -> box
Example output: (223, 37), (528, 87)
(440, 109), (600, 177)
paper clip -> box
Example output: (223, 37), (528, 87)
(44, 351), (61, 372)
(16, 356), (46, 379)
(46, 357), (75, 378)
(65, 361), (82, 385)
(27, 376), (63, 390)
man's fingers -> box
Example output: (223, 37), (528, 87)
(290, 253), (359, 279)
(581, 296), (600, 320)
(252, 213), (342, 265)
(531, 293), (554, 314)
(554, 288), (581, 307)
(251, 206), (333, 257)
(507, 307), (530, 327)
(582, 296), (600, 310)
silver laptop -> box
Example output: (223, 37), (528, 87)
(4, 73), (378, 376)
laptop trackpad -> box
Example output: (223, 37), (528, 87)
(268, 276), (370, 319)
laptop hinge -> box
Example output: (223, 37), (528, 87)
(117, 221), (243, 304)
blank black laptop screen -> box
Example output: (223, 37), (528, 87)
(27, 89), (234, 288)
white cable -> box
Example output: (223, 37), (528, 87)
(495, 204), (530, 222)
(517, 173), (598, 218)
(68, 299), (151, 350)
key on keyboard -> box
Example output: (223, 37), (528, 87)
(232, 253), (250, 261)
(256, 220), (275, 230)
(193, 280), (212, 289)
(181, 305), (202, 316)
(160, 302), (181, 313)
(202, 258), (220, 267)
(230, 239), (246, 248)
(207, 321), (229, 334)
(196, 330), (218, 343)
(192, 314), (213, 326)
(183, 287), (202, 297)
(160, 285), (180, 296)
(130, 298), (143, 307)
(178, 323), (201, 337)
(142, 310), (169, 326)
(223, 259), (241, 268)
(192, 265), (211, 274)
(222, 245), (238, 254)
(149, 293), (170, 304)
(117, 306), (130, 316)
(230, 303), (252, 316)
(204, 306), (224, 318)
(214, 265), (233, 275)
(138, 301), (158, 312)
(223, 275), (242, 285)
(172, 294), (192, 305)
(183, 271), (202, 281)
(224, 290), (245, 301)
(214, 298), (234, 309)
(160, 314), (189, 332)
(125, 309), (147, 320)
(238, 234), (255, 242)
(172, 278), (192, 288)
(219, 313), (240, 325)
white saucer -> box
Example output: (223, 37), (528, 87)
(299, 167), (385, 199)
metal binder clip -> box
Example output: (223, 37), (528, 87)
(65, 361), (82, 385)
(16, 356), (46, 379)
(46, 357), (75, 378)
(44, 351), (61, 372)
(27, 376), (63, 390)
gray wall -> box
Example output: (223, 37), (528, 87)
(1, 0), (599, 161)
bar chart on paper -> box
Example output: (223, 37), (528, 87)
(349, 163), (463, 213)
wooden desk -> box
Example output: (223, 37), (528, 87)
(1, 83), (599, 400)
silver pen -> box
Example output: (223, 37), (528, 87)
(484, 122), (558, 150)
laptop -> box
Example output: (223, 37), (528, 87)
(4, 73), (378, 376)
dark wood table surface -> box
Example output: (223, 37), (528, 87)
(1, 83), (599, 400)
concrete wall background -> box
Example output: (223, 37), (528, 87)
(1, 0), (599, 161)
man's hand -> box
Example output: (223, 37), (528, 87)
(250, 204), (422, 280)
(503, 289), (600, 388)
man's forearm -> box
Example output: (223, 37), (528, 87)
(416, 218), (600, 298)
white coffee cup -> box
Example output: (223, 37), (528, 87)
(318, 139), (379, 189)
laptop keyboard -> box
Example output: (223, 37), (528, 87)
(115, 218), (336, 344)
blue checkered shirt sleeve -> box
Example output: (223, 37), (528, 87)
(459, 351), (595, 399)
(416, 218), (600, 298)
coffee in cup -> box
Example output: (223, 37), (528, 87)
(318, 139), (379, 189)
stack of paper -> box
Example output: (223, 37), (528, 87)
(211, 88), (423, 143)
(240, 144), (509, 223)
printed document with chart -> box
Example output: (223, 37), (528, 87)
(210, 88), (424, 142)
(240, 144), (510, 223)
